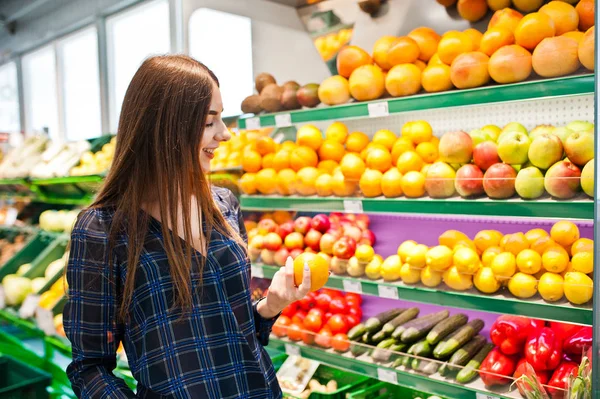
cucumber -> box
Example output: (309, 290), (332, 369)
(362, 331), (375, 345)
(372, 338), (398, 362)
(348, 323), (367, 341)
(392, 356), (405, 368)
(365, 308), (406, 333)
(409, 339), (433, 358)
(350, 342), (370, 357)
(400, 310), (450, 343)
(401, 355), (412, 368)
(426, 313), (468, 345)
(433, 319), (484, 359)
(373, 308), (420, 342)
(392, 311), (449, 340)
(438, 362), (451, 377)
(411, 359), (440, 375)
(447, 335), (487, 372)
(456, 343), (494, 384)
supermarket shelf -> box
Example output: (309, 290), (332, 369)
(30, 175), (105, 185)
(253, 263), (592, 325)
(240, 194), (594, 220)
(238, 74), (594, 128)
(268, 337), (520, 399)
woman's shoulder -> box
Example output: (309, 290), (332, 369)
(72, 207), (116, 238)
(211, 186), (239, 211)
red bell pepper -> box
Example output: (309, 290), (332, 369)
(530, 319), (546, 331)
(490, 315), (532, 355)
(547, 361), (578, 399)
(514, 359), (550, 397)
(550, 322), (583, 343)
(525, 327), (563, 371)
(479, 348), (518, 387)
(563, 327), (593, 356)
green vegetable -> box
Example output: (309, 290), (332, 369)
(392, 310), (449, 340)
(348, 323), (367, 341)
(433, 319), (484, 359)
(409, 339), (433, 358)
(448, 335), (487, 371)
(400, 310), (450, 343)
(350, 342), (370, 357)
(365, 308), (406, 333)
(426, 313), (468, 345)
(372, 338), (397, 362)
(455, 343), (494, 383)
(392, 356), (405, 368)
(411, 358), (439, 375)
(380, 308), (420, 337)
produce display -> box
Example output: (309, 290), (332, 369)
(209, 129), (271, 171)
(314, 28), (353, 61)
(241, 74), (321, 114)
(0, 232), (28, 266)
(0, 136), (49, 179)
(70, 136), (116, 176)
(240, 119), (595, 201)
(38, 210), (80, 233)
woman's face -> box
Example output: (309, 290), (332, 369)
(200, 83), (231, 173)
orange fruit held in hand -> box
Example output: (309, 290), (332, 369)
(294, 252), (330, 291)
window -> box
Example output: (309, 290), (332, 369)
(189, 9), (253, 118)
(22, 45), (59, 139)
(58, 27), (102, 140)
(107, 0), (171, 130)
(0, 62), (20, 134)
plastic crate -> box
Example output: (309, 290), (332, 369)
(0, 355), (51, 399)
(283, 364), (370, 399)
(0, 231), (56, 279)
(347, 381), (446, 399)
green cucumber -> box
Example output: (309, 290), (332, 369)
(392, 311), (448, 340)
(400, 310), (450, 343)
(365, 308), (406, 333)
(350, 342), (369, 357)
(409, 339), (433, 358)
(411, 359), (440, 375)
(362, 331), (375, 345)
(456, 343), (494, 384)
(438, 362), (451, 377)
(447, 335), (487, 372)
(372, 338), (397, 362)
(348, 323), (367, 341)
(392, 356), (405, 368)
(401, 355), (412, 368)
(380, 308), (420, 336)
(426, 313), (468, 345)
(433, 319), (484, 359)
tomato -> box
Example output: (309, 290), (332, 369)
(303, 313), (323, 332)
(327, 314), (349, 335)
(281, 302), (298, 318)
(272, 315), (291, 337)
(329, 297), (348, 314)
(315, 292), (332, 311)
(287, 323), (303, 341)
(292, 310), (307, 325)
(301, 329), (316, 345)
(315, 328), (332, 348)
(348, 306), (362, 320)
(323, 312), (333, 324)
(346, 315), (360, 328)
(298, 295), (316, 312)
(331, 333), (351, 352)
(307, 308), (325, 319)
(345, 293), (363, 305)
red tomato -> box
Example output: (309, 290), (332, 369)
(281, 302), (298, 318)
(287, 323), (303, 341)
(307, 308), (325, 319)
(292, 310), (307, 326)
(329, 297), (348, 314)
(315, 292), (332, 311)
(315, 328), (332, 348)
(348, 306), (362, 320)
(345, 293), (363, 305)
(331, 333), (351, 352)
(298, 295), (315, 312)
(301, 329), (316, 345)
(272, 315), (291, 338)
(346, 315), (360, 328)
(327, 314), (349, 335)
(303, 313), (323, 332)
(323, 312), (333, 324)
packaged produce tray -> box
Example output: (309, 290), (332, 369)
(282, 363), (370, 399)
(0, 354), (51, 398)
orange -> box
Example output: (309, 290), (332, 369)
(542, 245), (570, 273)
(391, 137), (415, 164)
(373, 36), (399, 70)
(416, 142), (439, 163)
(533, 36), (581, 78)
(464, 28), (483, 50)
(261, 153), (275, 169)
(457, 0), (489, 22)
(539, 1), (579, 35)
(366, 148), (393, 172)
(479, 27), (515, 56)
(576, 0), (594, 31)
(346, 132), (370, 152)
(562, 31), (585, 43)
(401, 171), (426, 197)
(325, 122), (349, 144)
(256, 168), (278, 194)
(421, 163), (432, 175)
(341, 153), (366, 181)
(337, 45), (373, 78)
(240, 173), (258, 194)
(272, 150), (291, 171)
(295, 167), (320, 196)
(296, 124), (323, 150)
(428, 53), (446, 66)
(349, 65), (386, 101)
(408, 27), (441, 62)
(256, 136), (276, 156)
(414, 60), (427, 71)
(381, 168), (404, 197)
(242, 150), (262, 173)
(315, 173), (333, 196)
(318, 140), (345, 162)
(276, 168), (297, 195)
(372, 129), (398, 150)
(396, 151), (424, 174)
(318, 75), (351, 105)
(331, 169), (358, 196)
(502, 232), (529, 256)
(385, 64), (422, 97)
(489, 8), (524, 33)
(360, 143), (387, 161)
(421, 65), (454, 93)
(439, 230), (471, 248)
(571, 238), (593, 256)
(550, 221), (580, 247)
(387, 37), (420, 66)
(290, 146), (318, 171)
(514, 12), (556, 51)
(488, 44), (533, 84)
(273, 210), (293, 224)
(531, 236), (557, 255)
(294, 252), (330, 291)
(474, 230), (504, 252)
(317, 160), (339, 174)
(430, 136), (440, 146)
(403, 120), (434, 144)
(281, 141), (296, 151)
(359, 169), (384, 197)
(437, 31), (474, 65)
(525, 228), (549, 246)
(450, 52), (491, 89)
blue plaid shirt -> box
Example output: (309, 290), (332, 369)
(64, 187), (282, 399)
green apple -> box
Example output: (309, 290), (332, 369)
(581, 160), (594, 198)
(515, 167), (545, 199)
(498, 131), (531, 165)
(564, 130), (594, 166)
(469, 129), (493, 146)
(499, 122), (528, 143)
(566, 120), (594, 133)
(481, 125), (502, 142)
(528, 133), (563, 169)
(551, 126), (575, 146)
(528, 125), (554, 141)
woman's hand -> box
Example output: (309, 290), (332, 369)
(257, 256), (311, 319)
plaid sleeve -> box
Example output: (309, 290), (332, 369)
(63, 209), (137, 399)
(253, 300), (279, 346)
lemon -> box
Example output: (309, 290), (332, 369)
(406, 244), (429, 268)
(474, 230), (504, 252)
(571, 238), (593, 256)
(426, 245), (453, 271)
(564, 272), (593, 305)
(400, 263), (422, 284)
(508, 272), (538, 299)
(525, 228), (549, 246)
(538, 272), (564, 302)
(482, 246), (502, 267)
(355, 244), (376, 263)
(421, 266), (443, 287)
(502, 232), (529, 256)
(561, 262), (575, 277)
(365, 256), (383, 280)
(516, 249), (542, 274)
(397, 240), (418, 263)
(542, 246), (569, 273)
(490, 252), (516, 281)
(443, 266), (473, 291)
(571, 252), (593, 274)
(550, 221), (580, 247)
(453, 247), (481, 274)
(381, 255), (402, 281)
(474, 267), (501, 294)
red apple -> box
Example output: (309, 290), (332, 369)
(278, 221), (294, 240)
(258, 218), (278, 235)
(304, 229), (323, 252)
(289, 248), (303, 259)
(294, 216), (312, 235)
(359, 229), (376, 246)
(343, 225), (362, 242)
(455, 164), (485, 197)
(274, 247), (290, 267)
(263, 232), (283, 251)
(249, 235), (264, 249)
(310, 214), (331, 233)
(249, 246), (262, 262)
(333, 236), (357, 260)
(260, 249), (276, 265)
(284, 232), (305, 250)
(439, 131), (473, 164)
(355, 214), (370, 227)
(483, 163), (517, 199)
(326, 228), (343, 240)
(473, 141), (501, 171)
(320, 233), (338, 255)
(545, 160), (582, 199)
(329, 212), (343, 224)
(344, 214), (357, 222)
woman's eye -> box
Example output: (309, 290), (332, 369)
(206, 123), (214, 128)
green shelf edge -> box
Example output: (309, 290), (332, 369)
(240, 195), (594, 220)
(254, 264), (592, 325)
(30, 175), (105, 186)
(238, 74), (594, 128)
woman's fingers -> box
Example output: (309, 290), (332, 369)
(285, 256), (295, 288)
(297, 262), (311, 297)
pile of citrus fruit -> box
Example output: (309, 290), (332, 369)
(317, 0), (594, 106)
(361, 221), (593, 306)
(239, 120), (440, 198)
(210, 129), (271, 171)
(314, 28), (354, 61)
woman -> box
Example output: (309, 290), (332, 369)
(64, 55), (311, 398)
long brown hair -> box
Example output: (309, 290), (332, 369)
(92, 55), (240, 320)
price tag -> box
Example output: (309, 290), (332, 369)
(275, 113), (292, 128)
(368, 102), (389, 118)
(343, 200), (363, 214)
(36, 307), (56, 336)
(251, 264), (265, 279)
(377, 368), (398, 384)
(476, 394), (499, 399)
(343, 279), (363, 294)
(245, 117), (261, 130)
(272, 133), (285, 143)
(19, 295), (40, 319)
(0, 286), (5, 309)
(284, 343), (301, 357)
(378, 285), (399, 300)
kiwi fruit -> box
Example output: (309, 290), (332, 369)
(255, 73), (277, 94)
(241, 95), (263, 114)
(283, 81), (301, 91)
(281, 88), (301, 110)
(260, 84), (284, 113)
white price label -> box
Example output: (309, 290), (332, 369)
(378, 285), (399, 300)
(19, 295), (40, 319)
(0, 286), (5, 309)
(368, 102), (389, 118)
(36, 307), (56, 336)
(284, 343), (301, 357)
(343, 200), (363, 214)
(251, 265), (265, 279)
(275, 113), (292, 127)
(245, 117), (261, 130)
(476, 394), (499, 399)
(343, 279), (363, 294)
(377, 368), (398, 384)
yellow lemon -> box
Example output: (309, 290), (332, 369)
(439, 230), (471, 248)
(502, 232), (529, 256)
(482, 246), (502, 267)
(443, 266), (473, 291)
(525, 228), (549, 246)
(571, 252), (593, 274)
(474, 230), (504, 253)
(508, 272), (539, 299)
(421, 266), (443, 287)
(516, 249), (542, 274)
(397, 240), (418, 263)
(426, 245), (453, 271)
(372, 129), (398, 150)
(401, 263), (422, 284)
(564, 272), (593, 305)
(453, 247), (481, 274)
(538, 272), (565, 302)
(490, 252), (517, 281)
(325, 122), (349, 144)
(365, 255), (383, 279)
(474, 267), (501, 294)
(550, 221), (580, 248)
(381, 255), (402, 281)
(571, 238), (593, 256)
(406, 244), (429, 268)
(356, 245), (375, 263)
(542, 246), (570, 273)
